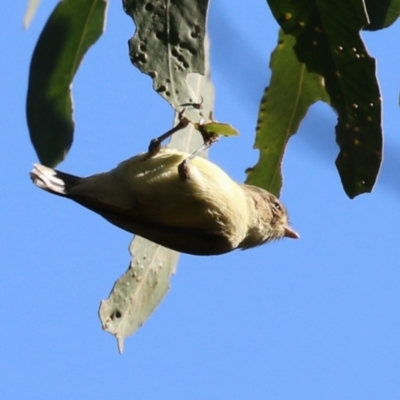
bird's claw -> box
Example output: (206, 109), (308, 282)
(178, 160), (191, 181)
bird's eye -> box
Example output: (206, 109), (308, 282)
(273, 201), (281, 211)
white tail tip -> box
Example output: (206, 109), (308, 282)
(30, 164), (66, 195)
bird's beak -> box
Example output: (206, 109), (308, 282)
(284, 225), (300, 239)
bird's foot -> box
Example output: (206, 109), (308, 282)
(178, 159), (191, 181)
(147, 110), (190, 157)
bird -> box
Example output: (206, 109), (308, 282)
(30, 148), (299, 255)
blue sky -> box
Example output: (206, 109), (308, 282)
(2, 1), (400, 399)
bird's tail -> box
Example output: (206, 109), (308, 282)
(30, 164), (81, 197)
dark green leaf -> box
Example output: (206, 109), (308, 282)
(123, 0), (209, 110)
(246, 31), (329, 197)
(267, 0), (382, 198)
(363, 0), (400, 30)
(26, 0), (107, 167)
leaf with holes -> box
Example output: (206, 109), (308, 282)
(99, 239), (179, 354)
(123, 0), (209, 111)
(26, 0), (107, 167)
(99, 38), (215, 352)
(267, 0), (382, 198)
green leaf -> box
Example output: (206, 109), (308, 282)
(196, 121), (240, 138)
(363, 0), (400, 30)
(123, 0), (209, 111)
(26, 0), (107, 167)
(246, 31), (329, 197)
(98, 37), (215, 352)
(267, 0), (382, 198)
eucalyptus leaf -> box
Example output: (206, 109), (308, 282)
(26, 0), (107, 167)
(197, 122), (240, 138)
(99, 240), (179, 354)
(267, 0), (382, 198)
(246, 31), (329, 197)
(99, 37), (214, 352)
(363, 0), (400, 30)
(123, 0), (209, 111)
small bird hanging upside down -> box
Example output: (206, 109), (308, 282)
(30, 147), (299, 256)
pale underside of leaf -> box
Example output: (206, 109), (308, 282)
(123, 0), (209, 116)
(23, 0), (42, 29)
(99, 35), (214, 353)
(98, 240), (179, 353)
